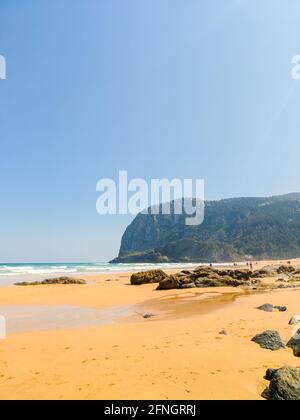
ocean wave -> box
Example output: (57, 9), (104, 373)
(0, 261), (239, 279)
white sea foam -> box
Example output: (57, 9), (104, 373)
(0, 261), (243, 286)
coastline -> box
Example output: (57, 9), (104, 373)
(0, 258), (299, 399)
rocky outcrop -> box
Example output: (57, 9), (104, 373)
(111, 193), (300, 263)
(155, 266), (257, 290)
(262, 366), (300, 400)
(15, 277), (86, 286)
(130, 270), (168, 285)
(251, 331), (285, 351)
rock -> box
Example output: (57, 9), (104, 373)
(289, 315), (300, 325)
(227, 269), (252, 280)
(195, 278), (222, 288)
(15, 277), (86, 286)
(177, 276), (195, 287)
(252, 266), (278, 278)
(251, 330), (285, 351)
(156, 275), (180, 290)
(265, 368), (278, 381)
(274, 306), (287, 312)
(262, 366), (300, 400)
(257, 304), (274, 312)
(156, 267), (258, 291)
(290, 342), (300, 357)
(130, 270), (168, 285)
(180, 283), (196, 289)
(278, 265), (296, 274)
(287, 329), (300, 357)
(143, 313), (155, 319)
(219, 329), (227, 336)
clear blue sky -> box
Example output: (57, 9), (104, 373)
(1, 0), (300, 262)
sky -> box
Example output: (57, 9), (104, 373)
(0, 0), (300, 262)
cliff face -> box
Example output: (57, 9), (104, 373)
(111, 193), (300, 263)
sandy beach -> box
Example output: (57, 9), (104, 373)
(0, 259), (300, 400)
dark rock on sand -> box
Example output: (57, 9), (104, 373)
(143, 313), (155, 319)
(251, 330), (285, 351)
(257, 304), (274, 312)
(289, 315), (300, 325)
(257, 304), (287, 313)
(262, 366), (300, 400)
(156, 275), (180, 290)
(219, 329), (228, 336)
(287, 329), (300, 357)
(265, 368), (278, 381)
(130, 269), (168, 285)
(15, 277), (86, 286)
(274, 306), (287, 312)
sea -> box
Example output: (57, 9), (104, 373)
(0, 262), (203, 286)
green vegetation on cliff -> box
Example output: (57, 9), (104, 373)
(111, 193), (300, 263)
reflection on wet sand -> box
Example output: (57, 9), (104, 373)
(0, 305), (135, 334)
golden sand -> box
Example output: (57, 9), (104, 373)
(0, 259), (300, 400)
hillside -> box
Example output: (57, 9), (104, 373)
(111, 193), (300, 263)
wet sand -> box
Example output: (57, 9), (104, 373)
(0, 259), (300, 400)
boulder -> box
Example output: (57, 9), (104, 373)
(130, 270), (168, 285)
(156, 275), (180, 290)
(262, 366), (300, 400)
(257, 304), (274, 312)
(287, 329), (300, 357)
(251, 330), (285, 351)
(274, 306), (287, 312)
(289, 315), (300, 325)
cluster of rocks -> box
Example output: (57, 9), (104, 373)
(262, 366), (300, 400)
(15, 277), (87, 286)
(130, 267), (260, 290)
(257, 303), (287, 312)
(130, 264), (300, 291)
(254, 264), (300, 286)
(251, 312), (300, 399)
(251, 314), (300, 356)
